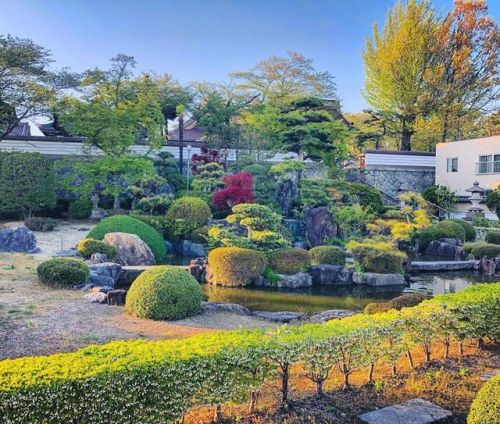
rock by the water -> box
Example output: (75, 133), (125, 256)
(175, 240), (207, 257)
(89, 262), (123, 284)
(357, 398), (452, 424)
(409, 260), (474, 272)
(0, 227), (37, 253)
(256, 272), (312, 289)
(202, 302), (253, 315)
(165, 240), (174, 254)
(187, 258), (208, 283)
(308, 309), (355, 323)
(425, 238), (466, 260)
(308, 265), (353, 285)
(83, 291), (108, 304)
(353, 272), (405, 286)
(107, 289), (127, 306)
(89, 252), (108, 264)
(104, 232), (156, 266)
(253, 311), (305, 323)
(304, 207), (337, 247)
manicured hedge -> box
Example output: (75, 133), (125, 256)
(467, 374), (500, 424)
(416, 220), (466, 251)
(88, 215), (166, 263)
(0, 283), (498, 423)
(208, 247), (266, 286)
(267, 248), (311, 274)
(450, 219), (476, 242)
(309, 246), (346, 265)
(347, 239), (407, 273)
(485, 231), (500, 245)
(76, 238), (117, 259)
(470, 243), (500, 259)
(37, 258), (90, 288)
(24, 217), (56, 232)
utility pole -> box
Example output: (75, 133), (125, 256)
(177, 105), (185, 174)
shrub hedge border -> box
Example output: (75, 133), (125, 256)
(0, 283), (498, 423)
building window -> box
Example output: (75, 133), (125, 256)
(447, 157), (458, 173)
(477, 154), (500, 174)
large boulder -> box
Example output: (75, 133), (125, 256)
(0, 226), (38, 253)
(353, 272), (405, 286)
(255, 272), (312, 289)
(304, 207), (337, 247)
(104, 232), (156, 266)
(308, 265), (353, 285)
(277, 178), (298, 216)
(88, 262), (123, 286)
(425, 238), (466, 260)
(175, 240), (207, 257)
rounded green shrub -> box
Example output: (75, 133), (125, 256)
(24, 217), (56, 232)
(208, 247), (266, 286)
(76, 238), (117, 259)
(88, 215), (166, 263)
(125, 266), (203, 320)
(467, 374), (500, 424)
(450, 219), (476, 242)
(347, 239), (407, 273)
(485, 231), (500, 245)
(387, 293), (429, 310)
(364, 302), (391, 315)
(267, 248), (311, 274)
(68, 196), (92, 219)
(134, 194), (173, 216)
(166, 196), (211, 240)
(470, 243), (500, 259)
(309, 246), (346, 265)
(37, 258), (90, 288)
(435, 220), (466, 242)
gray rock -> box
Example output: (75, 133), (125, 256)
(95, 286), (114, 293)
(276, 272), (313, 289)
(0, 227), (37, 252)
(283, 219), (304, 241)
(409, 260), (474, 272)
(107, 289), (127, 306)
(353, 272), (405, 286)
(252, 311), (305, 323)
(292, 241), (308, 250)
(308, 309), (355, 323)
(164, 240), (174, 254)
(89, 252), (108, 264)
(53, 248), (78, 257)
(425, 238), (466, 260)
(78, 283), (95, 291)
(308, 265), (353, 285)
(277, 179), (298, 216)
(89, 262), (123, 283)
(83, 291), (108, 304)
(175, 240), (207, 257)
(357, 398), (452, 424)
(304, 207), (337, 247)
(202, 302), (252, 315)
(104, 232), (156, 266)
(116, 266), (147, 288)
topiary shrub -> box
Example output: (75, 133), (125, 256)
(267, 248), (311, 274)
(24, 217), (56, 232)
(364, 302), (391, 315)
(309, 246), (346, 265)
(387, 293), (429, 310)
(125, 266), (203, 320)
(134, 194), (173, 216)
(68, 196), (92, 219)
(467, 374), (500, 424)
(470, 243), (500, 259)
(435, 220), (466, 242)
(347, 239), (407, 273)
(450, 219), (476, 242)
(485, 231), (500, 245)
(76, 238), (117, 259)
(88, 215), (166, 263)
(166, 196), (211, 240)
(37, 258), (90, 288)
(208, 247), (266, 286)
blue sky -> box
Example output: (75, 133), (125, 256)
(1, 0), (498, 112)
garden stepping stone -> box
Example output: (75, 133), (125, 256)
(252, 311), (305, 323)
(357, 398), (452, 424)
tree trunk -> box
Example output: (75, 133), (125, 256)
(423, 342), (431, 362)
(459, 340), (464, 357)
(248, 390), (259, 414)
(280, 362), (290, 405)
(400, 130), (412, 151)
(441, 109), (450, 143)
(113, 195), (121, 211)
(443, 339), (450, 360)
(406, 351), (415, 370)
(477, 338), (484, 350)
(178, 113), (184, 174)
(214, 404), (223, 424)
(391, 363), (397, 377)
(368, 363), (375, 384)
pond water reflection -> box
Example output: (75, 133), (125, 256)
(201, 271), (498, 313)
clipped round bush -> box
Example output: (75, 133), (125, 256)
(166, 196), (211, 240)
(309, 246), (346, 265)
(467, 374), (500, 424)
(24, 217), (56, 232)
(435, 220), (466, 242)
(208, 247), (266, 286)
(37, 258), (90, 288)
(125, 266), (203, 320)
(134, 194), (173, 216)
(88, 215), (166, 263)
(268, 248), (311, 274)
(485, 231), (500, 245)
(76, 238), (117, 259)
(364, 302), (391, 315)
(450, 219), (476, 242)
(470, 243), (500, 259)
(387, 293), (429, 310)
(347, 239), (407, 273)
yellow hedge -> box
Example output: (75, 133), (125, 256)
(207, 247), (266, 286)
(268, 248), (311, 274)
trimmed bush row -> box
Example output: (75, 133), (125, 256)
(347, 239), (406, 273)
(267, 248), (311, 274)
(0, 283), (498, 423)
(36, 258), (90, 288)
(309, 246), (346, 265)
(208, 247), (266, 286)
(88, 215), (166, 263)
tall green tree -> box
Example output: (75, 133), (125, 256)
(363, 0), (437, 151)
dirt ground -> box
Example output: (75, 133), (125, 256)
(0, 252), (274, 360)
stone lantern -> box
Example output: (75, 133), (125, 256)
(465, 181), (486, 219)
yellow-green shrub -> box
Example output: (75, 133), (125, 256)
(309, 246), (346, 265)
(267, 248), (311, 274)
(387, 293), (429, 310)
(347, 239), (407, 273)
(364, 302), (391, 315)
(467, 374), (500, 424)
(125, 266), (203, 320)
(76, 238), (117, 259)
(36, 258), (90, 288)
(208, 247), (266, 286)
(166, 196), (211, 240)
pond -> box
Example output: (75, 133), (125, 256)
(201, 271), (498, 313)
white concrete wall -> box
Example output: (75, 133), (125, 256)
(435, 136), (500, 196)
